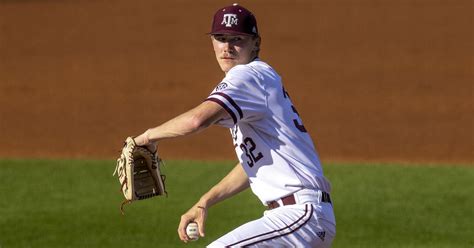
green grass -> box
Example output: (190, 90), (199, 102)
(0, 159), (473, 248)
(326, 163), (474, 248)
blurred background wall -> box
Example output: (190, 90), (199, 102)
(0, 0), (472, 164)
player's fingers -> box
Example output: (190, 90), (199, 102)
(177, 225), (187, 242)
(146, 142), (157, 153)
(197, 206), (207, 237)
(198, 222), (206, 237)
(178, 216), (191, 242)
(177, 226), (189, 242)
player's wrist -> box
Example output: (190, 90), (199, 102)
(196, 197), (212, 210)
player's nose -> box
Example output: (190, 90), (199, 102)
(222, 42), (234, 53)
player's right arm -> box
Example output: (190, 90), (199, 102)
(177, 163), (249, 242)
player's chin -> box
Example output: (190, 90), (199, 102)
(223, 59), (241, 68)
(219, 63), (236, 73)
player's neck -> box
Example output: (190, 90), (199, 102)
(222, 56), (259, 75)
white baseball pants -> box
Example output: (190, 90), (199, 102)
(207, 189), (336, 247)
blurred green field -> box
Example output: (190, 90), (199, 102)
(0, 159), (473, 248)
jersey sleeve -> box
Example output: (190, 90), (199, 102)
(205, 65), (267, 128)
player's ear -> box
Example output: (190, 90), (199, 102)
(253, 36), (261, 51)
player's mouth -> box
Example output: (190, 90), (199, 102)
(221, 53), (236, 60)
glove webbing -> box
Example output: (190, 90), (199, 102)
(119, 173), (167, 215)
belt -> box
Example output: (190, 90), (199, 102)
(267, 191), (332, 210)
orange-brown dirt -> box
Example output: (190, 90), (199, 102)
(0, 1), (472, 164)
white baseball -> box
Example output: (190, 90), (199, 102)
(186, 222), (199, 241)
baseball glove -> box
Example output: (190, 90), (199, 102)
(113, 137), (167, 214)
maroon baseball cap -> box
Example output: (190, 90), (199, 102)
(209, 3), (259, 36)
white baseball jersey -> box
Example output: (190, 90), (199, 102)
(206, 59), (331, 204)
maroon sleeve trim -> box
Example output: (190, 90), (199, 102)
(205, 98), (237, 124)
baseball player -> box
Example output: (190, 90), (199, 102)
(133, 3), (336, 247)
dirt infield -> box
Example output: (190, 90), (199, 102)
(0, 1), (472, 164)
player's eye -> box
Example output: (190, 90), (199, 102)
(213, 35), (226, 42)
(213, 35), (245, 43)
(229, 37), (242, 42)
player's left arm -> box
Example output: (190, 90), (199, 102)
(134, 100), (228, 146)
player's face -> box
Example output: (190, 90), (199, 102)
(211, 34), (260, 73)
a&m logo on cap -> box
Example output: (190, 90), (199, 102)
(221, 14), (238, 27)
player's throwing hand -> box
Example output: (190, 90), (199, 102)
(177, 205), (207, 242)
